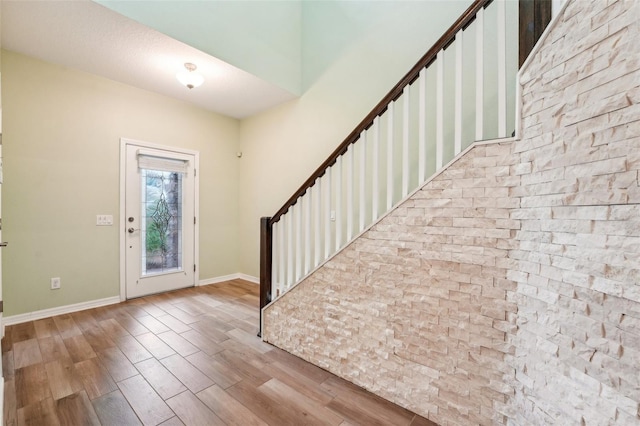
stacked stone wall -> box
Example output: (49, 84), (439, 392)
(264, 0), (640, 424)
(265, 142), (521, 426)
(510, 0), (640, 424)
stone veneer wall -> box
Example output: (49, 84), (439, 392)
(265, 141), (522, 426)
(263, 1), (640, 425)
(508, 0), (640, 424)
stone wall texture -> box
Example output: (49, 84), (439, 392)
(265, 142), (521, 425)
(509, 0), (640, 424)
(263, 1), (640, 425)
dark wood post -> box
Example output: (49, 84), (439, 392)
(258, 217), (273, 337)
(519, 0), (552, 67)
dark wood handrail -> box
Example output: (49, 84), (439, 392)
(268, 0), (492, 225)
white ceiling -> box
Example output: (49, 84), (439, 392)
(1, 0), (297, 119)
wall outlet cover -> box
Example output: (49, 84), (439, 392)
(51, 277), (61, 290)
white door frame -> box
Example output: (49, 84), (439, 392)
(119, 138), (200, 301)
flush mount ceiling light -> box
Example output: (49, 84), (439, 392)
(176, 62), (204, 89)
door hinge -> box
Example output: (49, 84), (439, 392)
(194, 264), (196, 272)
(194, 217), (196, 225)
(194, 169), (197, 177)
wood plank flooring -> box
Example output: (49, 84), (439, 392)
(2, 280), (436, 426)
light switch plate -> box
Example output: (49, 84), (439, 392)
(96, 214), (113, 226)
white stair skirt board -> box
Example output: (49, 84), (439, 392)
(2, 296), (121, 327)
(199, 273), (259, 286)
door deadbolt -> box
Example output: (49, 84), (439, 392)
(128, 217), (135, 222)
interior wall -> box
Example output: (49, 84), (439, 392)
(237, 0), (474, 278)
(1, 50), (240, 317)
(301, 1), (475, 92)
(510, 0), (640, 424)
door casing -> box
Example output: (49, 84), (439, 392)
(119, 138), (200, 301)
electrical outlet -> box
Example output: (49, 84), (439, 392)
(51, 277), (61, 290)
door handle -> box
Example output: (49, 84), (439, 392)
(0, 242), (7, 247)
(128, 228), (140, 234)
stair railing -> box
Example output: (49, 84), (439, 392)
(260, 0), (521, 323)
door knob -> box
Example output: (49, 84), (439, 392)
(128, 228), (139, 234)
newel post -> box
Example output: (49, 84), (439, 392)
(519, 0), (552, 67)
(258, 217), (273, 337)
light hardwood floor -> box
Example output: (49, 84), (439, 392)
(2, 280), (436, 426)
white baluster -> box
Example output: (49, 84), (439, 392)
(314, 178), (321, 267)
(372, 117), (380, 221)
(294, 201), (302, 281)
(272, 220), (280, 298)
(436, 50), (444, 169)
(335, 156), (342, 251)
(418, 68), (427, 183)
(278, 216), (285, 295)
(497, 0), (507, 137)
(455, 31), (463, 155)
(476, 7), (484, 141)
(402, 86), (410, 197)
(304, 191), (311, 275)
(386, 102), (395, 210)
(286, 210), (293, 289)
(324, 171), (331, 260)
(346, 145), (354, 240)
(359, 130), (367, 232)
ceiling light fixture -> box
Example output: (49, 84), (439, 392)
(176, 62), (204, 89)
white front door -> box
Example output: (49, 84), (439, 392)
(124, 142), (197, 299)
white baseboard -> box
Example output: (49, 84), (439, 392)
(237, 273), (259, 284)
(3, 274), (259, 327)
(2, 296), (121, 327)
(199, 273), (259, 286)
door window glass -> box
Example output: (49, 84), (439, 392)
(141, 169), (183, 275)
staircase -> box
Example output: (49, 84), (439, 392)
(259, 0), (548, 326)
(252, 1), (640, 425)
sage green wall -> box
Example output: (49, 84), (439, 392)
(1, 50), (240, 317)
(301, 1), (465, 91)
(238, 1), (474, 278)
